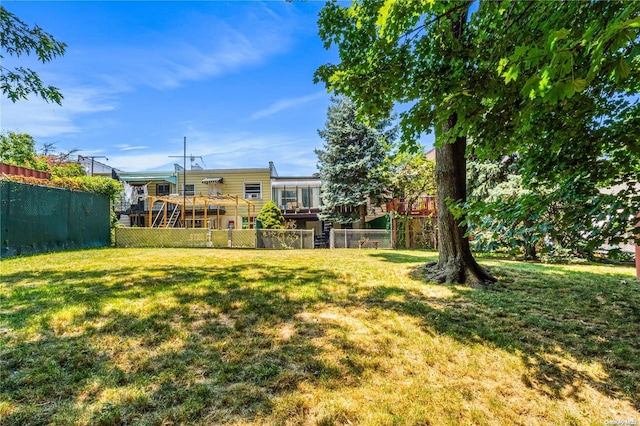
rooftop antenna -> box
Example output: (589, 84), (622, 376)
(189, 154), (206, 170)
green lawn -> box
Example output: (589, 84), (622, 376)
(1, 248), (638, 425)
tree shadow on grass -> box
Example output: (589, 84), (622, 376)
(369, 251), (437, 264)
(2, 255), (638, 424)
(0, 263), (362, 425)
(361, 260), (640, 411)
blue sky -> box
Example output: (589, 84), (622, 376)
(1, 1), (432, 176)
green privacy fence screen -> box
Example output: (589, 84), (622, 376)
(0, 180), (111, 257)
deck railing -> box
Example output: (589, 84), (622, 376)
(387, 196), (437, 217)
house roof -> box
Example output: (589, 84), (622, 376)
(272, 179), (322, 187)
(119, 173), (178, 185)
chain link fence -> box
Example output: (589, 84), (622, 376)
(115, 228), (210, 248)
(216, 230), (257, 249)
(115, 228), (313, 249)
(257, 229), (314, 249)
(115, 227), (391, 250)
(330, 229), (393, 249)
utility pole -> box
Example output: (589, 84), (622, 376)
(183, 137), (186, 216)
(169, 137), (188, 227)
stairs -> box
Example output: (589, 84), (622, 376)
(118, 214), (131, 227)
(165, 207), (180, 228)
(151, 204), (166, 227)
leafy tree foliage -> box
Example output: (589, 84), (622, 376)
(1, 6), (66, 104)
(390, 150), (436, 209)
(257, 200), (286, 229)
(50, 163), (85, 178)
(315, 0), (639, 285)
(316, 96), (396, 228)
(0, 131), (121, 201)
(56, 175), (122, 201)
(466, 155), (639, 262)
(465, 155), (542, 259)
(0, 132), (85, 176)
(0, 131), (42, 168)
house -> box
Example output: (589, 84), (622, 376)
(115, 170), (179, 227)
(113, 158), (397, 246)
(77, 156), (120, 178)
(116, 163), (274, 229)
(271, 174), (332, 245)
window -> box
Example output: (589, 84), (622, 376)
(281, 189), (297, 207)
(242, 216), (256, 229)
(156, 183), (170, 196)
(244, 182), (261, 199)
(183, 183), (195, 196)
(301, 188), (311, 208)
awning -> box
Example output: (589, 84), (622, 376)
(119, 174), (178, 185)
(202, 177), (223, 183)
(272, 180), (322, 188)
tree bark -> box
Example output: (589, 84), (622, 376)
(427, 114), (495, 287)
(358, 203), (366, 229)
(523, 218), (537, 260)
(424, 4), (495, 287)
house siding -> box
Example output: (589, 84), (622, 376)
(176, 168), (272, 228)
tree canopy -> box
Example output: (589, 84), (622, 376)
(389, 150), (436, 210)
(316, 1), (638, 149)
(315, 0), (640, 284)
(1, 5), (66, 104)
(0, 131), (41, 168)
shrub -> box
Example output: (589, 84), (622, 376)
(257, 200), (285, 229)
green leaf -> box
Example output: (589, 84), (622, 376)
(573, 78), (588, 92)
(614, 57), (630, 81)
(504, 65), (519, 83)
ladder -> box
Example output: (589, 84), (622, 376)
(151, 204), (166, 227)
(165, 206), (180, 228)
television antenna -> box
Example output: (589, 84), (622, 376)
(170, 153), (206, 170)
(189, 155), (206, 170)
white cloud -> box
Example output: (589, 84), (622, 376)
(97, 8), (294, 92)
(116, 144), (150, 151)
(108, 152), (183, 173)
(105, 126), (320, 176)
(0, 85), (116, 137)
(1, 6), (297, 144)
(249, 91), (327, 120)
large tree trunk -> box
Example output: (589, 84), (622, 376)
(427, 114), (495, 287)
(425, 4), (495, 287)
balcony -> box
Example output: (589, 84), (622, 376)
(281, 202), (321, 219)
(387, 196), (438, 217)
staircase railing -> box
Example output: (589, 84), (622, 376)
(151, 203), (166, 227)
(165, 206), (180, 228)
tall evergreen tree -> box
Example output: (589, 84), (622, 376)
(315, 97), (396, 228)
